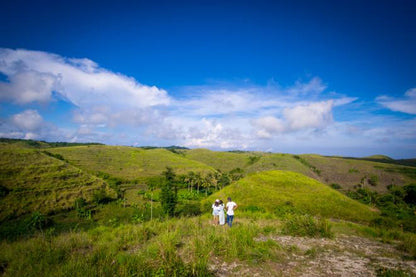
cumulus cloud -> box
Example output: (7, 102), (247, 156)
(252, 100), (334, 138)
(0, 109), (59, 141)
(0, 71), (58, 104)
(0, 48), (170, 126)
(11, 109), (44, 131)
(284, 100), (333, 131)
(377, 88), (416, 114)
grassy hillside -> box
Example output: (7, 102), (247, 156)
(204, 170), (377, 223)
(47, 145), (215, 181)
(0, 144), (115, 221)
(184, 149), (315, 177)
(302, 154), (416, 193)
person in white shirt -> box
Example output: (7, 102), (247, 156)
(225, 197), (238, 227)
(212, 199), (220, 225)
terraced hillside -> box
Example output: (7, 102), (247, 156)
(48, 145), (215, 180)
(302, 154), (416, 193)
(0, 144), (115, 221)
(204, 170), (377, 223)
(184, 149), (315, 177)
(185, 149), (416, 193)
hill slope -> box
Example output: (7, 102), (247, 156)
(0, 144), (115, 221)
(204, 170), (377, 223)
(47, 145), (215, 180)
(185, 148), (416, 193)
(184, 149), (315, 177)
(302, 155), (416, 193)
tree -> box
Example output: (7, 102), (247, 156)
(404, 184), (416, 205)
(160, 167), (178, 217)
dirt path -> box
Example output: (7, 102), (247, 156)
(209, 234), (416, 276)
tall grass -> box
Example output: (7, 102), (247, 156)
(0, 216), (286, 276)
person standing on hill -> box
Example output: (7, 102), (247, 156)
(218, 199), (225, 225)
(226, 197), (237, 227)
(212, 199), (220, 225)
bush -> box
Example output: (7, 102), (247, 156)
(330, 183), (341, 190)
(404, 184), (416, 205)
(368, 175), (379, 186)
(0, 185), (10, 198)
(281, 214), (333, 238)
(93, 190), (114, 205)
(175, 202), (201, 217)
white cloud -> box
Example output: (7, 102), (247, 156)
(283, 100), (333, 131)
(11, 109), (44, 131)
(287, 77), (327, 96)
(0, 48), (170, 127)
(377, 88), (416, 115)
(0, 71), (57, 104)
(253, 116), (286, 138)
(251, 100), (334, 139)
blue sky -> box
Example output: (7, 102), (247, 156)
(0, 0), (415, 158)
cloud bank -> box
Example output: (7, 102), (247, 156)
(0, 48), (415, 158)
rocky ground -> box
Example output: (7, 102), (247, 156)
(209, 234), (416, 276)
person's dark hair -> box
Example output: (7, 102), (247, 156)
(227, 197), (231, 201)
(214, 202), (219, 206)
(219, 200), (223, 204)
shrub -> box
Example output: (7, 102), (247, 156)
(93, 190), (114, 205)
(175, 202), (201, 217)
(368, 175), (379, 186)
(403, 184), (416, 205)
(281, 214), (333, 238)
(0, 185), (10, 198)
(330, 183), (341, 190)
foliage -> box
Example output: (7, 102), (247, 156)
(403, 184), (416, 205)
(281, 214), (333, 238)
(347, 185), (416, 232)
(248, 155), (261, 165)
(160, 167), (178, 217)
(0, 185), (10, 198)
(93, 189), (115, 205)
(368, 175), (379, 186)
(330, 183), (341, 190)
(375, 266), (414, 277)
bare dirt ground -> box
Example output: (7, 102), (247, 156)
(209, 234), (416, 276)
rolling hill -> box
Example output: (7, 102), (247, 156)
(47, 145), (215, 180)
(0, 143), (116, 221)
(203, 170), (377, 223)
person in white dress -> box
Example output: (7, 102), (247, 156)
(218, 199), (225, 225)
(212, 199), (220, 225)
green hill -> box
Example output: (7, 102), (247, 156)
(203, 170), (377, 223)
(184, 149), (314, 177)
(47, 145), (215, 181)
(0, 144), (115, 221)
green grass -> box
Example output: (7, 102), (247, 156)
(203, 170), (377, 223)
(185, 149), (315, 177)
(0, 144), (116, 222)
(48, 145), (215, 181)
(0, 217), (286, 276)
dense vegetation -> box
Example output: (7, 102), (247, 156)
(0, 139), (415, 276)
